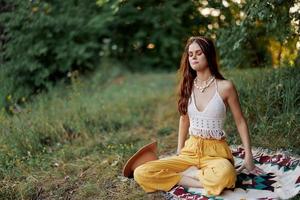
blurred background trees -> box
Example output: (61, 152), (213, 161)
(0, 0), (299, 110)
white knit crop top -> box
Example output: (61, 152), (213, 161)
(187, 78), (227, 140)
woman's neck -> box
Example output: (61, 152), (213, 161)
(196, 70), (213, 83)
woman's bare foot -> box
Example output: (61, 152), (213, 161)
(178, 166), (203, 188)
(178, 175), (203, 188)
(180, 166), (201, 180)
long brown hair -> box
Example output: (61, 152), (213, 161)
(176, 36), (226, 116)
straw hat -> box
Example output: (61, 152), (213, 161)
(122, 140), (158, 178)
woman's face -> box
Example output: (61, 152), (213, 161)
(188, 41), (208, 71)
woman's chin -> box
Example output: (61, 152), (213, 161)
(192, 66), (207, 71)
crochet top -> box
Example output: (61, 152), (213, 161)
(187, 78), (227, 140)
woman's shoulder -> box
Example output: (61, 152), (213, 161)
(216, 79), (237, 99)
(216, 78), (235, 89)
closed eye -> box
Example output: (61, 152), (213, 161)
(188, 50), (202, 57)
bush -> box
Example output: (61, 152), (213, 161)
(0, 0), (112, 95)
(0, 0), (199, 109)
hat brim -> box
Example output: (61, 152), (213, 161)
(122, 140), (158, 178)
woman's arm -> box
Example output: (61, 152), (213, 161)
(225, 80), (253, 159)
(177, 114), (190, 155)
(224, 79), (266, 175)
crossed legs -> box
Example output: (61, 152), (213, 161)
(134, 155), (199, 192)
(134, 155), (236, 196)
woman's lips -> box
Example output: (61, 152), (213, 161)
(192, 62), (199, 65)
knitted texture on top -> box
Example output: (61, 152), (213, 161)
(187, 78), (227, 140)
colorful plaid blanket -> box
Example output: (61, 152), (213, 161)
(164, 145), (300, 200)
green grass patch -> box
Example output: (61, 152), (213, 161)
(0, 66), (299, 199)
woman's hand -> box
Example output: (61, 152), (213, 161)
(236, 155), (267, 175)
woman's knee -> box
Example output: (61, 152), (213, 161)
(217, 159), (237, 181)
(133, 163), (147, 181)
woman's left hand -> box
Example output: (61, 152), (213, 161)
(236, 155), (267, 175)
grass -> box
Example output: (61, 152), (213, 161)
(0, 65), (299, 199)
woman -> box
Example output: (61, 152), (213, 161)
(133, 36), (266, 196)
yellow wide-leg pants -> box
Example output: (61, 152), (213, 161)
(133, 135), (237, 196)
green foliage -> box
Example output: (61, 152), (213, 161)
(1, 0), (299, 112)
(0, 0), (199, 109)
(98, 0), (200, 71)
(216, 0), (296, 68)
(1, 0), (112, 95)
